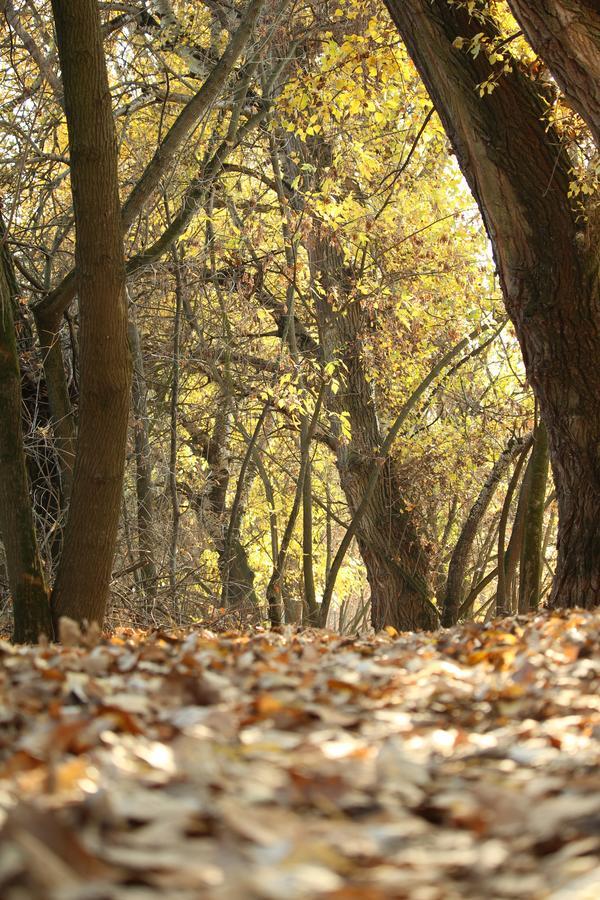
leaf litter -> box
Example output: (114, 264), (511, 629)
(1, 609), (600, 899)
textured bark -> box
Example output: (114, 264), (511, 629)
(507, 0), (600, 148)
(50, 0), (131, 628)
(0, 225), (52, 642)
(442, 434), (532, 627)
(311, 235), (436, 631)
(385, 0), (600, 611)
(519, 421), (550, 612)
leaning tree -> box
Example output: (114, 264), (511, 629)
(384, 0), (600, 610)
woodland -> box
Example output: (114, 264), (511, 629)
(1, 0), (600, 897)
(0, 0), (599, 641)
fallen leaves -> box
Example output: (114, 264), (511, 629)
(1, 610), (600, 898)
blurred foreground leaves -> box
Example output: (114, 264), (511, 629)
(1, 611), (600, 898)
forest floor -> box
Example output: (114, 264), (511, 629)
(1, 611), (600, 899)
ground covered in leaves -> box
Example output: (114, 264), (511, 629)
(1, 611), (600, 899)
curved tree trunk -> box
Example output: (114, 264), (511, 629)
(385, 0), (600, 612)
(311, 236), (435, 631)
(50, 0), (132, 629)
(0, 222), (52, 642)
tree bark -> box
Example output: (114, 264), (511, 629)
(506, 0), (600, 149)
(50, 0), (131, 629)
(311, 236), (435, 631)
(0, 224), (52, 642)
(384, 0), (600, 611)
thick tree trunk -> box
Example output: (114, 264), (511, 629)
(0, 225), (52, 642)
(507, 0), (600, 149)
(50, 0), (131, 629)
(442, 434), (532, 627)
(384, 0), (600, 611)
(519, 421), (550, 612)
(312, 235), (435, 631)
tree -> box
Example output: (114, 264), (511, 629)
(0, 0), (551, 636)
(384, 0), (600, 610)
(519, 419), (550, 612)
(506, 0), (600, 149)
(0, 219), (52, 641)
(49, 0), (131, 629)
(442, 433), (532, 627)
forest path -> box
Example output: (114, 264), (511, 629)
(1, 611), (599, 899)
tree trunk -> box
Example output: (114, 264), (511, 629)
(128, 313), (158, 603)
(504, 458), (532, 613)
(186, 404), (259, 614)
(311, 235), (435, 631)
(496, 442), (531, 617)
(442, 433), (532, 626)
(519, 421), (550, 612)
(506, 0), (600, 149)
(302, 425), (319, 626)
(50, 0), (131, 629)
(0, 223), (52, 642)
(32, 307), (75, 502)
(266, 384), (326, 626)
(384, 0), (600, 611)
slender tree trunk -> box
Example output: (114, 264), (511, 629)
(385, 0), (600, 611)
(266, 383), (326, 626)
(128, 311), (158, 604)
(220, 405), (264, 614)
(496, 444), (531, 617)
(50, 0), (131, 629)
(504, 462), (531, 612)
(168, 254), (182, 611)
(32, 308), (75, 502)
(301, 420), (319, 625)
(186, 404), (259, 613)
(519, 421), (550, 612)
(442, 434), (532, 626)
(0, 224), (52, 642)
